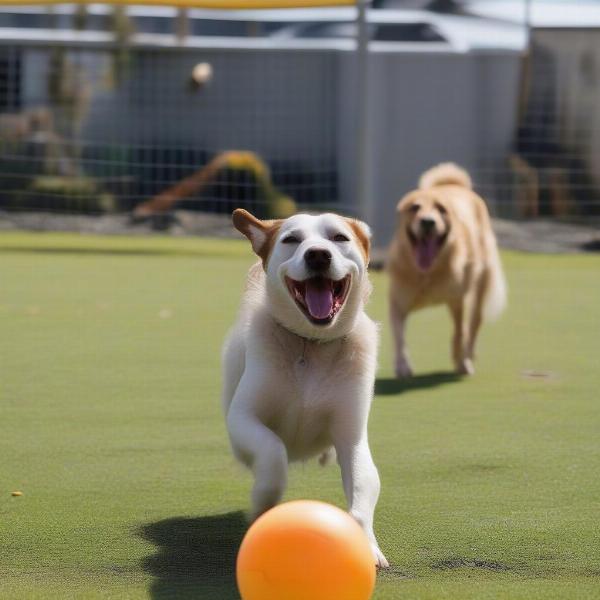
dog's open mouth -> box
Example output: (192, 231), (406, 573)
(285, 275), (351, 325)
(408, 229), (448, 271)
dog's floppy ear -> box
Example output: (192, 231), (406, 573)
(395, 196), (416, 226)
(232, 209), (281, 266)
(396, 196), (411, 213)
(345, 217), (371, 265)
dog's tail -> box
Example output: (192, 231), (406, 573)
(419, 163), (472, 190)
(482, 236), (507, 321)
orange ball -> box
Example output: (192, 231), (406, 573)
(237, 500), (376, 600)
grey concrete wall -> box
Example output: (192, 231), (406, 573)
(337, 50), (522, 246)
(98, 49), (337, 161)
(18, 41), (522, 244)
(23, 47), (339, 163)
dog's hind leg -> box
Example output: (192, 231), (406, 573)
(465, 273), (488, 366)
(318, 446), (337, 466)
(449, 300), (473, 375)
(390, 300), (413, 378)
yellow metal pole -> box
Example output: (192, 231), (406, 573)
(0, 0), (355, 8)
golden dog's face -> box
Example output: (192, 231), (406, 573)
(397, 192), (451, 271)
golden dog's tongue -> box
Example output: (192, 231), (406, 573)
(416, 238), (438, 271)
(305, 278), (333, 320)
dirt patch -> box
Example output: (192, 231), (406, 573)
(432, 558), (512, 572)
(379, 565), (414, 579)
(492, 218), (600, 254)
(2, 212), (599, 257)
(521, 370), (560, 381)
(0, 210), (238, 239)
(580, 239), (600, 252)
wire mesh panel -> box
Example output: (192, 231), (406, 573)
(0, 10), (341, 224)
(511, 27), (600, 218)
(1, 2), (599, 243)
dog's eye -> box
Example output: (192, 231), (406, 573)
(409, 204), (421, 213)
(281, 235), (300, 244)
(435, 202), (447, 215)
(332, 233), (350, 243)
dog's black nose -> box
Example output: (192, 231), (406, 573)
(420, 217), (436, 233)
(305, 248), (332, 272)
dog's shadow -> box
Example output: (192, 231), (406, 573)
(138, 376), (461, 598)
(139, 511), (247, 600)
(375, 371), (463, 396)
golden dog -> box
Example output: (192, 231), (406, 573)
(388, 163), (506, 377)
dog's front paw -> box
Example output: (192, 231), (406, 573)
(395, 359), (413, 378)
(371, 543), (390, 569)
(456, 358), (475, 376)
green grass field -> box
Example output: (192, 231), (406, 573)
(1, 231), (599, 600)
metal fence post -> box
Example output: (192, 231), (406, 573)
(355, 0), (371, 224)
(525, 0), (532, 47)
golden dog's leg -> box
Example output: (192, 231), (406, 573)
(465, 275), (487, 367)
(450, 301), (473, 376)
(390, 300), (413, 378)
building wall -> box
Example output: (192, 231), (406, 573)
(7, 38), (523, 240)
(338, 50), (522, 244)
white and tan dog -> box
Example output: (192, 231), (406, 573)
(222, 208), (388, 568)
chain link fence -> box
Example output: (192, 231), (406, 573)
(0, 2), (598, 244)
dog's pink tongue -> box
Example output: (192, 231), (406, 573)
(305, 279), (334, 320)
(416, 238), (438, 271)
